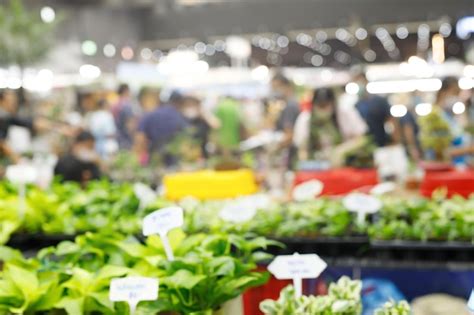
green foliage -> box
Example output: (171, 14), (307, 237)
(419, 107), (452, 161)
(368, 195), (474, 242)
(0, 231), (272, 314)
(260, 276), (363, 315)
(0, 0), (58, 67)
(374, 300), (411, 315)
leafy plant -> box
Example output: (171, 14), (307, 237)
(260, 276), (362, 315)
(0, 0), (59, 67)
(374, 300), (411, 315)
(1, 231), (274, 314)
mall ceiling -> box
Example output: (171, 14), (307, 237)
(26, 0), (474, 41)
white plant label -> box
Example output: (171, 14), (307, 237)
(110, 277), (158, 314)
(134, 183), (156, 208)
(343, 193), (382, 225)
(370, 182), (396, 196)
(6, 164), (38, 184)
(220, 202), (256, 223)
(6, 165), (38, 218)
(468, 289), (474, 312)
(292, 180), (324, 201)
(143, 207), (184, 261)
(268, 253), (327, 298)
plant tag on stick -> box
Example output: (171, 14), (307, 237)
(468, 289), (474, 313)
(343, 193), (381, 225)
(292, 180), (324, 201)
(143, 207), (183, 261)
(268, 253), (327, 298)
(110, 277), (158, 314)
(220, 203), (256, 223)
(6, 165), (38, 218)
(6, 164), (37, 184)
(134, 182), (156, 209)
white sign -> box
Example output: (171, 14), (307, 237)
(6, 164), (38, 184)
(134, 183), (156, 208)
(220, 203), (256, 223)
(268, 253), (327, 297)
(370, 182), (396, 196)
(143, 207), (184, 261)
(292, 180), (324, 201)
(110, 277), (158, 314)
(343, 193), (382, 224)
(468, 289), (474, 312)
(143, 207), (184, 236)
(374, 145), (408, 181)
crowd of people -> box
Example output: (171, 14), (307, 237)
(0, 71), (472, 185)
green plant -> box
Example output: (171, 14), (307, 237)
(374, 300), (411, 315)
(260, 276), (362, 315)
(0, 0), (59, 68)
(1, 231), (274, 314)
(419, 107), (452, 161)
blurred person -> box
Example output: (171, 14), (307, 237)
(86, 99), (117, 158)
(434, 77), (472, 161)
(181, 95), (217, 159)
(293, 88), (367, 166)
(0, 89), (70, 162)
(354, 74), (399, 147)
(214, 97), (243, 152)
(399, 97), (422, 162)
(271, 73), (300, 147)
(138, 87), (159, 114)
(112, 84), (136, 149)
(134, 91), (187, 166)
(54, 131), (102, 185)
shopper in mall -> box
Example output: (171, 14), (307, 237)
(112, 83), (136, 150)
(180, 95), (213, 159)
(214, 96), (243, 153)
(138, 87), (159, 115)
(85, 99), (117, 159)
(134, 90), (188, 166)
(353, 73), (399, 147)
(293, 87), (367, 166)
(54, 131), (102, 185)
(270, 73), (300, 167)
(435, 77), (471, 161)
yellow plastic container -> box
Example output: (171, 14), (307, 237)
(163, 169), (258, 200)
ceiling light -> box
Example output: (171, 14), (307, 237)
(121, 46), (134, 60)
(396, 26), (409, 39)
(355, 28), (368, 40)
(81, 40), (97, 56)
(79, 64), (101, 79)
(103, 44), (116, 57)
(452, 102), (466, 115)
(390, 104), (408, 117)
(40, 6), (55, 23)
(415, 103), (432, 116)
(345, 82), (360, 95)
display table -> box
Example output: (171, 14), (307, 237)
(293, 168), (379, 196)
(420, 169), (474, 197)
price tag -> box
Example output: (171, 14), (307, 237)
(6, 165), (38, 184)
(110, 277), (158, 314)
(370, 182), (396, 196)
(468, 289), (474, 313)
(343, 193), (382, 225)
(268, 253), (327, 297)
(292, 180), (324, 201)
(143, 207), (184, 261)
(134, 183), (156, 208)
(220, 203), (256, 223)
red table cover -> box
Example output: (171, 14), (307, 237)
(420, 169), (474, 198)
(293, 168), (379, 196)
